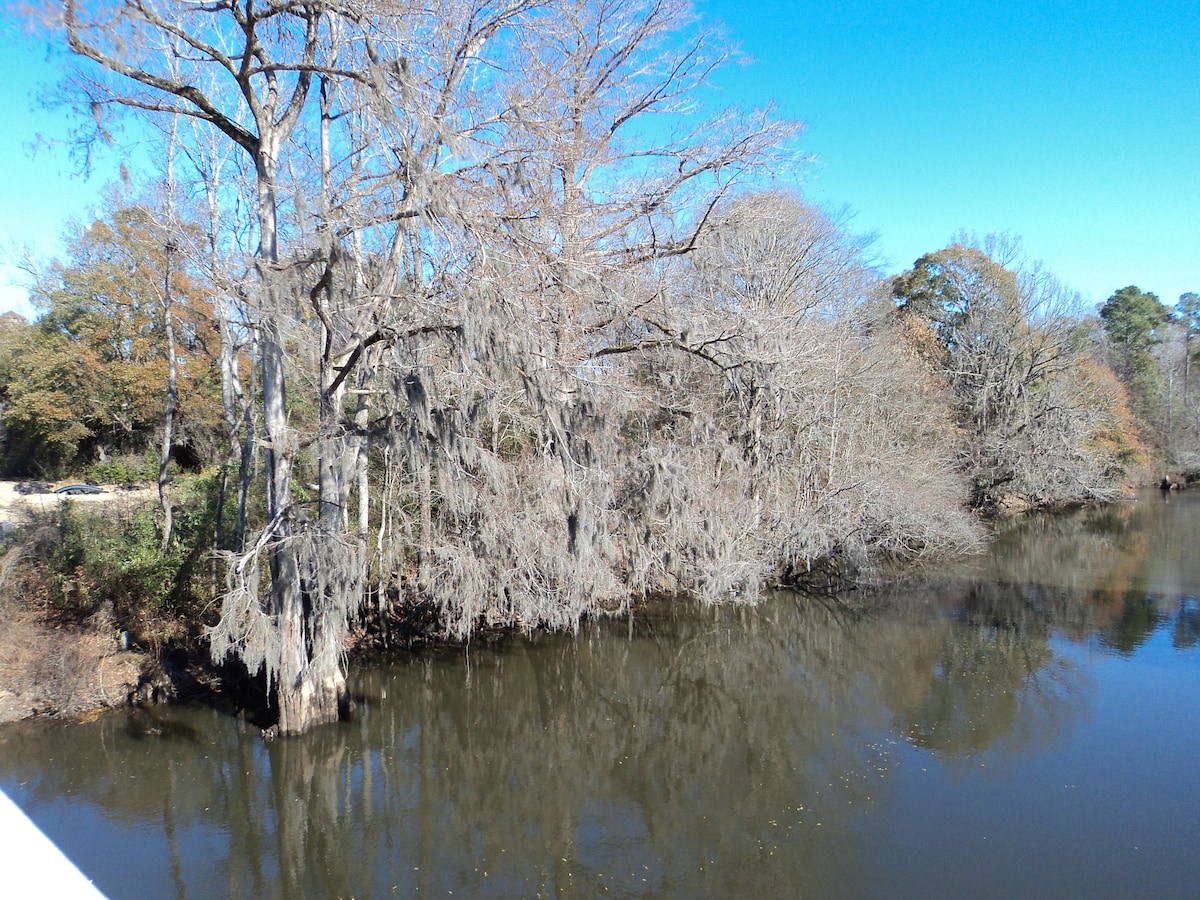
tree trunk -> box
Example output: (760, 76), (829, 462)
(418, 454), (433, 592)
(260, 318), (316, 735)
(277, 669), (346, 735)
(354, 375), (372, 567)
(158, 241), (178, 549)
(257, 147), (344, 735)
(158, 123), (179, 548)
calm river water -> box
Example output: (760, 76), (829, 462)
(2, 490), (1198, 898)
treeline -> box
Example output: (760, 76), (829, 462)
(1, 204), (224, 478)
(1098, 285), (1200, 464)
(8, 0), (1190, 733)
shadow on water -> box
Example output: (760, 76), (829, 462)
(124, 706), (204, 744)
(0, 490), (1197, 898)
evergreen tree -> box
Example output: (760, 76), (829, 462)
(1099, 285), (1170, 425)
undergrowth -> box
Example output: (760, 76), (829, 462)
(7, 471), (228, 646)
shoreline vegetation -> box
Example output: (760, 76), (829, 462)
(4, 1), (1195, 733)
(0, 474), (1187, 730)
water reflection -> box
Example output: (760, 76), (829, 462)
(1, 491), (1198, 898)
(1176, 597), (1200, 649)
(1100, 591), (1166, 654)
(897, 595), (1071, 757)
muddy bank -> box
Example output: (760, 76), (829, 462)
(0, 616), (276, 729)
(0, 480), (185, 726)
(0, 608), (145, 725)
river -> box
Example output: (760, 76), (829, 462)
(1, 489), (1198, 898)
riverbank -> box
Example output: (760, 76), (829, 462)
(0, 480), (157, 726)
(0, 605), (145, 726)
(0, 476), (1170, 730)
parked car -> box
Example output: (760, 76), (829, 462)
(54, 484), (105, 495)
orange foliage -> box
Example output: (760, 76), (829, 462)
(1076, 357), (1147, 473)
(0, 203), (223, 472)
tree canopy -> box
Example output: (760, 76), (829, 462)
(1100, 286), (1170, 360)
(894, 240), (1142, 509)
(1, 201), (222, 475)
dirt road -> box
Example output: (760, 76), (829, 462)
(0, 482), (158, 525)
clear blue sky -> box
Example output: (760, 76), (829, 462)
(702, 0), (1200, 309)
(2, 0), (1198, 316)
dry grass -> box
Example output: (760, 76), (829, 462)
(0, 602), (144, 724)
(0, 480), (195, 724)
(0, 516), (147, 725)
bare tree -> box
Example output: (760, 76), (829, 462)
(679, 191), (980, 580)
(43, 0), (796, 731)
(354, 0), (797, 633)
(893, 235), (1137, 510)
(50, 0), (395, 731)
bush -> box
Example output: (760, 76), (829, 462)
(84, 451), (158, 485)
(52, 503), (178, 618)
(16, 473), (225, 639)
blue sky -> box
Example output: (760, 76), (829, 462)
(702, 0), (1199, 308)
(2, 0), (1198, 317)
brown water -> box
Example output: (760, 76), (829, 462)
(1, 490), (1198, 898)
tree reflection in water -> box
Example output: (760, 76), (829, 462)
(1175, 597), (1200, 649)
(894, 581), (1077, 758)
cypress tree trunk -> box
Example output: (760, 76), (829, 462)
(257, 148), (344, 735)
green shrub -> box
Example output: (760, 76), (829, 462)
(40, 473), (225, 635)
(84, 451), (158, 485)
